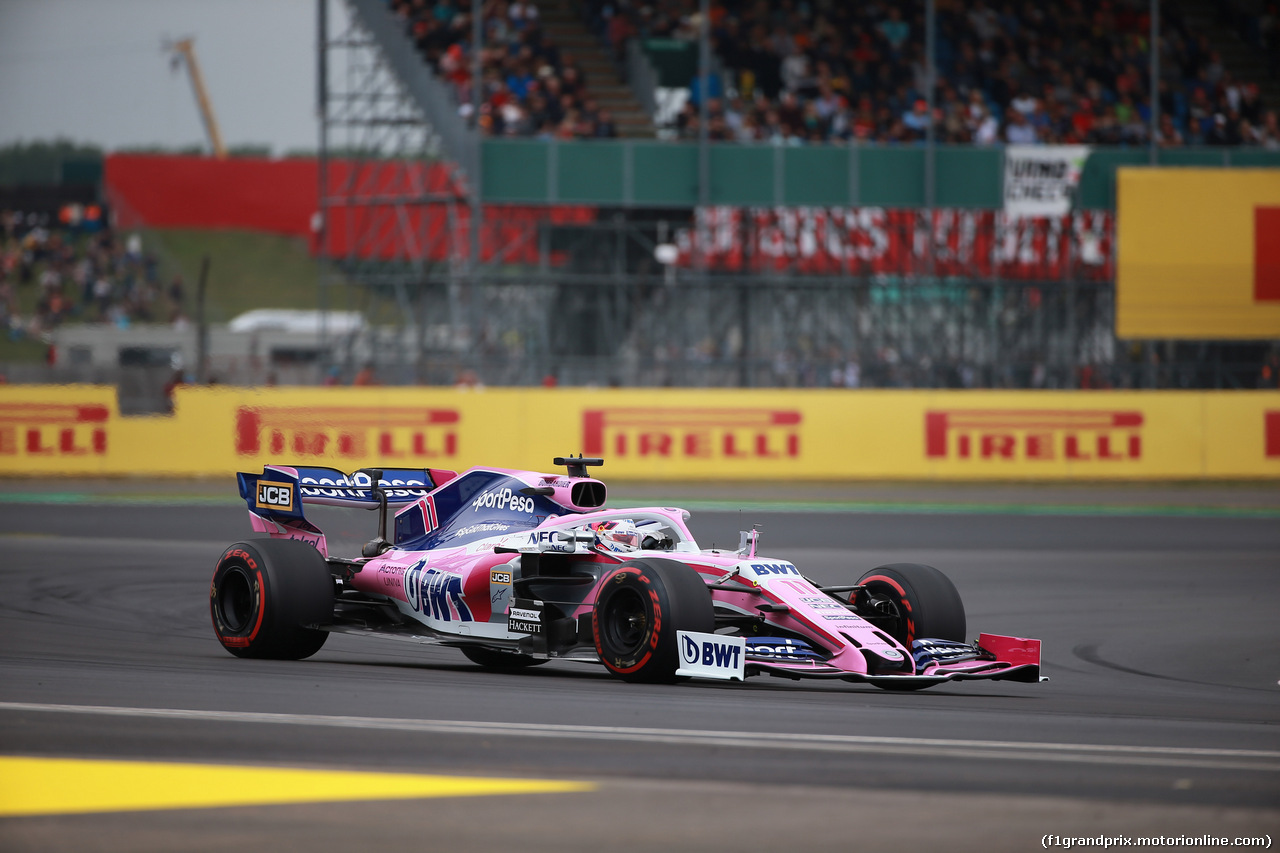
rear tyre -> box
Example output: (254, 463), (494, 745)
(592, 558), (714, 683)
(210, 539), (333, 660)
(460, 646), (549, 669)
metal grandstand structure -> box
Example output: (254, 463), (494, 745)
(317, 0), (468, 383)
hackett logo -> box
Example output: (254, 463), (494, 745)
(583, 408), (801, 459)
(925, 409), (1143, 461)
(0, 402), (109, 456)
(235, 406), (458, 458)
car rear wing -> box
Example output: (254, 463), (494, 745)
(238, 465), (456, 512)
(237, 465), (458, 556)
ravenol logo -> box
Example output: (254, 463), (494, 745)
(925, 409), (1144, 462)
(582, 407), (801, 460)
(255, 482), (295, 511)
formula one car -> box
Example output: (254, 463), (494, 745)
(211, 457), (1042, 689)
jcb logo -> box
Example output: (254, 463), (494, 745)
(256, 483), (295, 511)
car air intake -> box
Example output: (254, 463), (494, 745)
(571, 481), (606, 508)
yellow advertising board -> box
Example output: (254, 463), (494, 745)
(1, 385), (1278, 480)
(1116, 168), (1280, 339)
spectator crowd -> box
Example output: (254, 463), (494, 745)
(616, 0), (1278, 147)
(393, 0), (1278, 147)
(0, 209), (186, 343)
(391, 0), (619, 138)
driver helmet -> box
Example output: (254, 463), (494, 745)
(589, 519), (642, 553)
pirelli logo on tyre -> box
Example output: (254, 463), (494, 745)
(582, 407), (801, 460)
(925, 409), (1144, 462)
(255, 482), (295, 512)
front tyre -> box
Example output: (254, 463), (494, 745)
(855, 562), (966, 646)
(592, 558), (714, 683)
(211, 539), (333, 660)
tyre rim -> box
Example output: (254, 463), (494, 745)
(216, 567), (255, 633)
(862, 583), (909, 644)
(600, 586), (648, 656)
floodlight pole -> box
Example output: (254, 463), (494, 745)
(697, 0), (710, 271)
(317, 0), (330, 372)
(1149, 0), (1160, 164)
(470, 0), (483, 270)
(924, 0), (936, 277)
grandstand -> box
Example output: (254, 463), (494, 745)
(2, 0), (1278, 400)
(390, 0), (1277, 146)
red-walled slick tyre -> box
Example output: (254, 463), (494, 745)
(210, 539), (333, 660)
(856, 562), (967, 646)
(592, 558), (714, 683)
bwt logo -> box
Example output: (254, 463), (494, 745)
(925, 409), (1144, 462)
(750, 562), (800, 576)
(582, 408), (801, 460)
(682, 634), (742, 669)
(0, 403), (109, 456)
(403, 561), (473, 622)
(255, 482), (294, 511)
(235, 406), (458, 459)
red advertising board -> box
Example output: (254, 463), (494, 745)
(675, 207), (1114, 280)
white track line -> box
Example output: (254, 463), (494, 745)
(1, 702), (1277, 772)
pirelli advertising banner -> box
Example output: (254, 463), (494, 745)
(2, 385), (1279, 480)
(1117, 168), (1280, 339)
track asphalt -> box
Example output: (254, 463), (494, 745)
(0, 481), (1276, 851)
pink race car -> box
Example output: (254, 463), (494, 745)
(211, 457), (1042, 689)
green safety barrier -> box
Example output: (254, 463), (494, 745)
(481, 140), (1280, 209)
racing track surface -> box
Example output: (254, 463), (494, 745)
(1, 490), (1278, 851)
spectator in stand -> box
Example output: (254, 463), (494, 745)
(1156, 113), (1185, 147)
(575, 0), (1273, 148)
(392, 0), (620, 139)
(1005, 108), (1038, 144)
(0, 210), (170, 339)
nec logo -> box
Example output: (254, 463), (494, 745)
(235, 406), (458, 459)
(0, 403), (109, 456)
(925, 409), (1143, 461)
(255, 482), (295, 511)
(582, 408), (800, 460)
